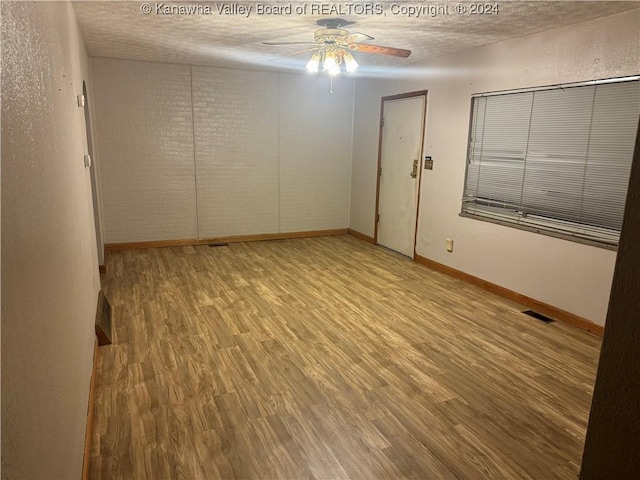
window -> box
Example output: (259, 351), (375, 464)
(461, 77), (640, 249)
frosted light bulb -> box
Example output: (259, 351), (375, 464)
(343, 52), (358, 73)
(323, 51), (338, 72)
(306, 52), (320, 73)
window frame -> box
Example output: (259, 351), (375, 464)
(459, 75), (640, 251)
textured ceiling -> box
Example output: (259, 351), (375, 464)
(73, 1), (638, 77)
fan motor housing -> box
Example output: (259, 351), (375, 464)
(314, 28), (349, 43)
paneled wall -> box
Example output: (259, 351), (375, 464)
(192, 67), (279, 237)
(91, 59), (197, 242)
(91, 58), (354, 243)
(278, 74), (353, 232)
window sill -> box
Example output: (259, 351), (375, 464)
(459, 211), (618, 251)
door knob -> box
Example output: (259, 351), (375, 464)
(410, 159), (418, 178)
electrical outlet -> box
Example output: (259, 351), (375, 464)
(446, 238), (454, 252)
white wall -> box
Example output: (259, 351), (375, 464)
(91, 58), (198, 242)
(350, 9), (639, 325)
(279, 74), (353, 232)
(91, 59), (354, 242)
(1, 2), (101, 478)
(192, 67), (279, 237)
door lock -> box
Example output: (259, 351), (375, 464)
(410, 159), (418, 178)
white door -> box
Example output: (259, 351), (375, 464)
(377, 95), (426, 257)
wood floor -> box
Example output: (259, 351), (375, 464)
(90, 235), (601, 479)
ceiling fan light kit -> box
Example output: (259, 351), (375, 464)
(305, 52), (321, 72)
(343, 52), (359, 73)
(265, 18), (411, 77)
(305, 48), (355, 75)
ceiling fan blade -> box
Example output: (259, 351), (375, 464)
(262, 41), (318, 46)
(288, 47), (316, 56)
(342, 32), (374, 44)
(350, 43), (412, 58)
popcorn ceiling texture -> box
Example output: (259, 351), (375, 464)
(91, 57), (354, 243)
(73, 1), (639, 76)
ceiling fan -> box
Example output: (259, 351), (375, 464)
(263, 19), (411, 75)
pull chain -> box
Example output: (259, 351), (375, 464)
(330, 75), (334, 94)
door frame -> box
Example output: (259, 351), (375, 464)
(83, 81), (104, 269)
(373, 90), (428, 258)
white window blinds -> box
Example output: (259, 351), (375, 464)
(462, 78), (640, 248)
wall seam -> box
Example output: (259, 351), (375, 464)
(348, 78), (356, 229)
(277, 73), (281, 233)
(189, 64), (200, 238)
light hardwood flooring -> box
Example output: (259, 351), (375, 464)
(90, 235), (601, 479)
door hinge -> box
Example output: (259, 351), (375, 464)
(380, 117), (384, 128)
(379, 167), (382, 176)
(376, 213), (380, 223)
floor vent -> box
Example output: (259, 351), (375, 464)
(522, 310), (555, 324)
(208, 243), (229, 247)
(95, 290), (113, 345)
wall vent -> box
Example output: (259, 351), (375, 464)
(208, 243), (229, 247)
(95, 290), (113, 345)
